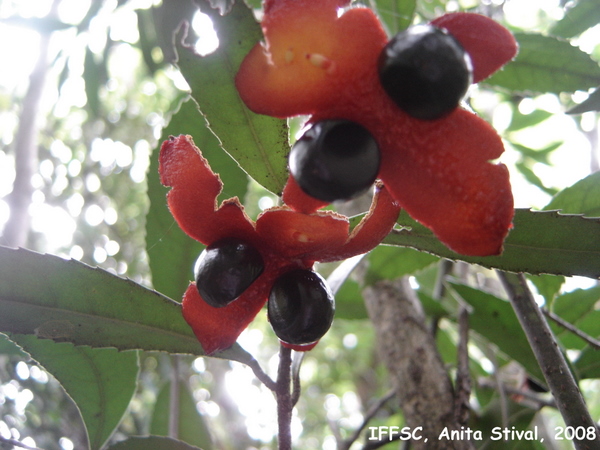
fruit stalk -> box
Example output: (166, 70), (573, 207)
(276, 344), (293, 450)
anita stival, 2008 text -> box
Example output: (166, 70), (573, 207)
(367, 425), (598, 443)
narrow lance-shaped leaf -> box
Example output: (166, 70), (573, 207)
(544, 171), (600, 216)
(0, 246), (202, 354)
(383, 209), (600, 278)
(8, 336), (139, 450)
(0, 246), (258, 365)
(174, 0), (289, 194)
(549, 0), (600, 39)
(485, 33), (600, 94)
(568, 86), (600, 114)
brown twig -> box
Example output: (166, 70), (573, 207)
(245, 355), (277, 391)
(336, 390), (396, 450)
(430, 259), (454, 337)
(276, 344), (293, 450)
(542, 308), (600, 350)
(477, 380), (556, 409)
(362, 433), (403, 450)
(497, 271), (600, 450)
(454, 306), (471, 425)
(0, 436), (45, 450)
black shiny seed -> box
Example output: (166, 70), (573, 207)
(378, 24), (473, 120)
(195, 238), (264, 308)
(289, 119), (380, 202)
(268, 269), (335, 345)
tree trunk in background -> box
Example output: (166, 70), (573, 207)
(3, 28), (51, 248)
(364, 278), (474, 450)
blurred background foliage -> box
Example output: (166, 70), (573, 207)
(0, 0), (599, 449)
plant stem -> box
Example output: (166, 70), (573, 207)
(542, 308), (600, 349)
(169, 354), (181, 439)
(454, 305), (471, 426)
(338, 390), (396, 450)
(276, 344), (293, 450)
(497, 271), (600, 450)
(0, 436), (45, 450)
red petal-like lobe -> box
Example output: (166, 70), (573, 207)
(377, 109), (514, 256)
(431, 13), (518, 83)
(235, 5), (387, 117)
(182, 279), (269, 355)
(255, 208), (349, 259)
(317, 182), (401, 262)
(159, 135), (256, 245)
(281, 175), (329, 213)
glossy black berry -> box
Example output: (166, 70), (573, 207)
(289, 119), (380, 202)
(268, 269), (335, 346)
(195, 238), (264, 308)
(378, 24), (473, 120)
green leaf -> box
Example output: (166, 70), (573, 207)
(551, 287), (600, 351)
(568, 86), (600, 114)
(0, 246), (268, 366)
(553, 287), (600, 323)
(373, 0), (416, 34)
(486, 33), (600, 94)
(550, 0), (600, 39)
(151, 382), (213, 449)
(0, 333), (27, 357)
(334, 278), (368, 320)
(450, 283), (544, 383)
(11, 336), (138, 450)
(510, 141), (561, 165)
(147, 98), (249, 301)
(106, 436), (203, 450)
(0, 246), (205, 354)
(527, 274), (565, 305)
(383, 209), (600, 278)
(515, 161), (557, 196)
(417, 291), (450, 319)
(136, 8), (161, 75)
(365, 245), (438, 285)
(544, 171), (600, 217)
(471, 398), (538, 450)
(506, 108), (552, 132)
(174, 0), (289, 194)
(83, 48), (103, 117)
(574, 344), (600, 379)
